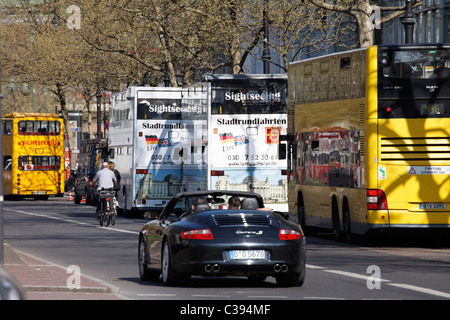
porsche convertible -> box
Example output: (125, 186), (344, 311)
(138, 190), (306, 287)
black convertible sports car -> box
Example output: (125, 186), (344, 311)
(138, 190), (306, 287)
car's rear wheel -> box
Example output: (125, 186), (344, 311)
(138, 237), (159, 281)
(161, 241), (189, 286)
(276, 267), (305, 287)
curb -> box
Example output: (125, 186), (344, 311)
(3, 244), (126, 300)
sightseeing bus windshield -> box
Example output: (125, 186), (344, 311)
(211, 80), (287, 114)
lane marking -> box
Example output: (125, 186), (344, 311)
(137, 293), (177, 297)
(307, 264), (450, 299)
(324, 269), (390, 282)
(247, 295), (288, 299)
(305, 264), (326, 270)
(192, 294), (232, 298)
(5, 208), (139, 235)
(304, 297), (345, 300)
(7, 207), (450, 299)
(387, 283), (450, 299)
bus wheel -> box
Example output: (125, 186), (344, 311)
(342, 206), (352, 243)
(297, 193), (305, 228)
(332, 200), (342, 241)
(34, 195), (49, 201)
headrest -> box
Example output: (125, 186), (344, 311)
(241, 197), (258, 209)
(194, 203), (210, 213)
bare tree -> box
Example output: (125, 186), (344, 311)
(308, 0), (423, 47)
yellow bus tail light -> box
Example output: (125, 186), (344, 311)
(367, 189), (388, 210)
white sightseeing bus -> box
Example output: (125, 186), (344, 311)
(109, 75), (287, 215)
(108, 86), (207, 215)
(202, 74), (288, 210)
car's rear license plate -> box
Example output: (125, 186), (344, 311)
(420, 203), (446, 209)
(229, 250), (265, 260)
(32, 191), (46, 195)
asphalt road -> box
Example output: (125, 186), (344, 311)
(3, 196), (450, 300)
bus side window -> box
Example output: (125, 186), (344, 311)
(3, 120), (12, 135)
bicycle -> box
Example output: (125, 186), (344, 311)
(98, 188), (117, 227)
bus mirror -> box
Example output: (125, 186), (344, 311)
(279, 143), (287, 160)
(109, 148), (115, 159)
(280, 134), (294, 142)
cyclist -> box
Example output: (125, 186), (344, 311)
(93, 162), (117, 218)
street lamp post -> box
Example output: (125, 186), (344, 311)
(0, 72), (4, 266)
(402, 0), (415, 44)
(96, 88), (102, 139)
(262, 1), (270, 74)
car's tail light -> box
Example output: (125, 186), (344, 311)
(279, 229), (301, 240)
(367, 189), (388, 210)
(180, 228), (213, 240)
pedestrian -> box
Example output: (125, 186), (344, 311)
(227, 196), (241, 209)
(108, 161), (121, 208)
(108, 161), (121, 192)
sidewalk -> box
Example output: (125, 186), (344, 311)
(2, 244), (127, 300)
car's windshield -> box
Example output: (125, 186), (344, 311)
(165, 193), (262, 220)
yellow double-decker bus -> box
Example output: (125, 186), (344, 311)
(287, 44), (450, 241)
(2, 113), (65, 200)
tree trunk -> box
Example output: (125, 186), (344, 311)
(353, 1), (374, 48)
(308, 0), (374, 47)
(56, 83), (76, 170)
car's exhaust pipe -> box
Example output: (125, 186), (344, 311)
(205, 264), (220, 273)
(273, 264), (288, 273)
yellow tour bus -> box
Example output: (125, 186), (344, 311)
(287, 44), (450, 241)
(2, 113), (65, 200)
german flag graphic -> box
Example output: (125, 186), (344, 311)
(145, 135), (158, 144)
(219, 132), (234, 144)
